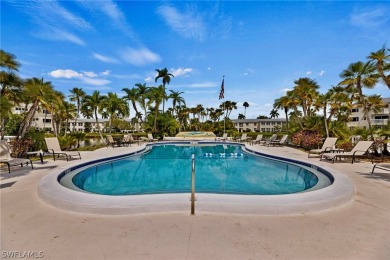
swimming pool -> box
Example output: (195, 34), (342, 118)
(61, 144), (330, 196)
(38, 142), (354, 215)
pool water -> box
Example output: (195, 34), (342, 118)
(70, 144), (323, 196)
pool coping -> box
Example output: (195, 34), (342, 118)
(38, 142), (355, 215)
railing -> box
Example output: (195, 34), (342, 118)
(191, 154), (196, 215)
(371, 119), (388, 125)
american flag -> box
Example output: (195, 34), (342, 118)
(219, 77), (224, 100)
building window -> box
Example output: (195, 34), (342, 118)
(351, 108), (359, 113)
(239, 123), (243, 127)
(78, 123), (83, 126)
(351, 117), (359, 122)
(42, 119), (51, 123)
(253, 123), (257, 126)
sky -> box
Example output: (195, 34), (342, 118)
(2, 0), (390, 120)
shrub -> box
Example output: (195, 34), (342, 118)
(291, 130), (322, 149)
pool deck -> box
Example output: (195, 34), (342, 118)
(1, 143), (389, 259)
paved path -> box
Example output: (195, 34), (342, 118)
(1, 144), (389, 259)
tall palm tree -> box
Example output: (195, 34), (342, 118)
(122, 87), (142, 122)
(155, 68), (174, 113)
(0, 50), (22, 139)
(269, 109), (279, 119)
(69, 87), (86, 132)
(339, 61), (379, 100)
(81, 91), (106, 140)
(168, 90), (186, 117)
(101, 92), (129, 133)
(238, 113), (245, 119)
(18, 78), (56, 138)
(360, 94), (386, 133)
(273, 95), (291, 131)
(147, 85), (165, 133)
(293, 77), (320, 118)
(243, 101), (249, 117)
(135, 83), (150, 122)
(58, 101), (77, 134)
(368, 46), (390, 89)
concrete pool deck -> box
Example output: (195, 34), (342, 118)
(1, 144), (389, 259)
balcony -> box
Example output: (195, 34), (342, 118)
(371, 119), (388, 125)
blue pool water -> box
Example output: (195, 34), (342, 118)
(70, 144), (324, 196)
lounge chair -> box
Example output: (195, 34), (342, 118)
(371, 163), (390, 174)
(260, 134), (277, 145)
(321, 141), (373, 164)
(308, 137), (338, 158)
(252, 134), (264, 145)
(0, 140), (33, 173)
(216, 133), (228, 142)
(44, 137), (81, 161)
(123, 134), (138, 146)
(141, 134), (158, 142)
(236, 133), (250, 143)
(268, 135), (288, 146)
(106, 135), (121, 147)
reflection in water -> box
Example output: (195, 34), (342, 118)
(72, 145), (320, 195)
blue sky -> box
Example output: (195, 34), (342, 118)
(2, 0), (389, 119)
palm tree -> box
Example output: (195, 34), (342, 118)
(238, 113), (245, 119)
(135, 83), (149, 122)
(339, 61), (379, 100)
(273, 95), (291, 131)
(168, 90), (185, 117)
(360, 94), (386, 134)
(368, 46), (390, 89)
(269, 109), (279, 119)
(1, 49), (22, 139)
(147, 85), (165, 133)
(101, 92), (129, 133)
(155, 68), (174, 113)
(243, 101), (249, 117)
(81, 91), (106, 140)
(18, 78), (56, 138)
(58, 101), (77, 134)
(122, 87), (142, 123)
(293, 77), (320, 118)
(69, 87), (86, 132)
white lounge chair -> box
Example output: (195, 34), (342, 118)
(260, 134), (277, 146)
(268, 135), (288, 146)
(308, 137), (338, 158)
(44, 137), (81, 161)
(0, 140), (33, 173)
(252, 134), (264, 145)
(236, 133), (250, 143)
(371, 163), (390, 174)
(216, 133), (228, 142)
(141, 134), (158, 142)
(321, 141), (373, 164)
(106, 135), (121, 147)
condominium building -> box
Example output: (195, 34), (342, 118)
(347, 97), (390, 130)
(11, 105), (142, 133)
(232, 119), (286, 132)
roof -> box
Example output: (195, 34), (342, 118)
(232, 118), (286, 123)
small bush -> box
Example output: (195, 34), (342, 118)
(291, 130), (322, 149)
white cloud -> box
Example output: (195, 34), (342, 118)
(156, 5), (206, 41)
(81, 77), (111, 86)
(93, 53), (120, 64)
(188, 82), (218, 88)
(243, 68), (254, 76)
(319, 70), (325, 76)
(280, 88), (292, 94)
(145, 76), (153, 82)
(83, 71), (98, 78)
(121, 47), (161, 66)
(306, 71), (312, 75)
(170, 68), (193, 77)
(100, 70), (111, 76)
(350, 7), (389, 28)
(49, 69), (110, 86)
(49, 69), (83, 78)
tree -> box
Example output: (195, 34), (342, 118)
(168, 90), (186, 117)
(101, 92), (129, 133)
(360, 95), (386, 134)
(243, 101), (249, 117)
(292, 77), (320, 118)
(269, 109), (279, 119)
(81, 91), (106, 140)
(0, 49), (22, 139)
(135, 83), (150, 122)
(155, 68), (174, 113)
(273, 95), (291, 131)
(69, 87), (86, 132)
(368, 46), (390, 89)
(147, 86), (165, 133)
(122, 87), (142, 122)
(18, 78), (56, 139)
(238, 113), (245, 119)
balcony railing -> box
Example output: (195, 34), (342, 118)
(371, 119), (388, 125)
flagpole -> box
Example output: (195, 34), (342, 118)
(223, 76), (225, 134)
